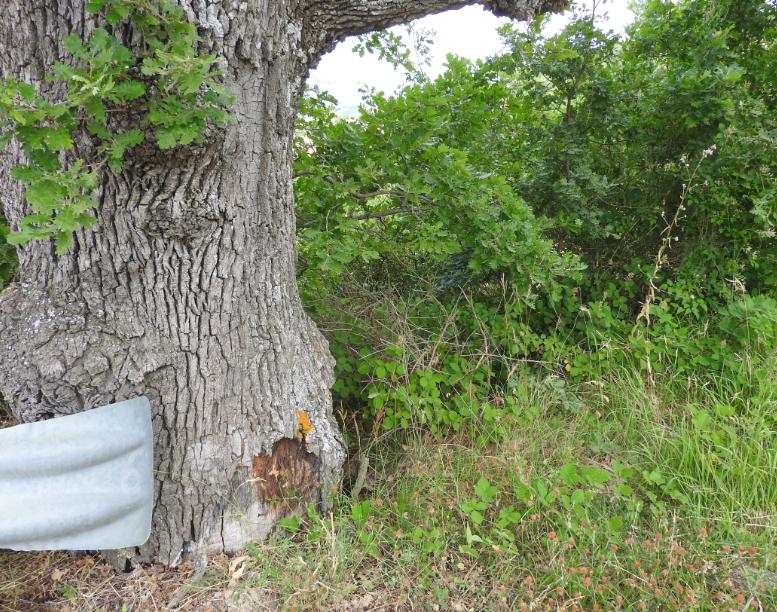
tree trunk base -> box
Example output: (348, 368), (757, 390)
(0, 282), (345, 568)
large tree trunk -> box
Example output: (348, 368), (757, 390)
(0, 0), (563, 567)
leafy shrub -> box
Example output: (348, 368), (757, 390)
(295, 0), (777, 433)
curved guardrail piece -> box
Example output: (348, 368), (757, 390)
(0, 396), (153, 551)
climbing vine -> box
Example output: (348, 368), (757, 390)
(0, 0), (234, 253)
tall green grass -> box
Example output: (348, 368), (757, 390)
(225, 365), (776, 610)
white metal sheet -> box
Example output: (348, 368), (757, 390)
(0, 396), (153, 551)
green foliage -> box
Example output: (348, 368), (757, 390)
(0, 0), (234, 251)
(295, 0), (777, 438)
(0, 217), (18, 288)
(353, 30), (418, 76)
(291, 14), (777, 608)
(353, 23), (435, 82)
(244, 370), (775, 610)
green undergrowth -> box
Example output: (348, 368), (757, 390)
(228, 368), (776, 610)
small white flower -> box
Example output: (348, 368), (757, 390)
(727, 277), (746, 293)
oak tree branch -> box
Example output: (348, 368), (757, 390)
(303, 0), (568, 59)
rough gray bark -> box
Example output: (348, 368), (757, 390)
(305, 0), (568, 54)
(0, 0), (565, 567)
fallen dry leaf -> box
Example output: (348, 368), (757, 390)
(228, 555), (250, 587)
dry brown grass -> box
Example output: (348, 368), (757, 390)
(0, 548), (423, 611)
(0, 551), (284, 611)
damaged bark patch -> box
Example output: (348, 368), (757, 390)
(251, 438), (319, 515)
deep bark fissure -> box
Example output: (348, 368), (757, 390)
(0, 0), (564, 567)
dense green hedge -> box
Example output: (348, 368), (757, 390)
(294, 0), (777, 430)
